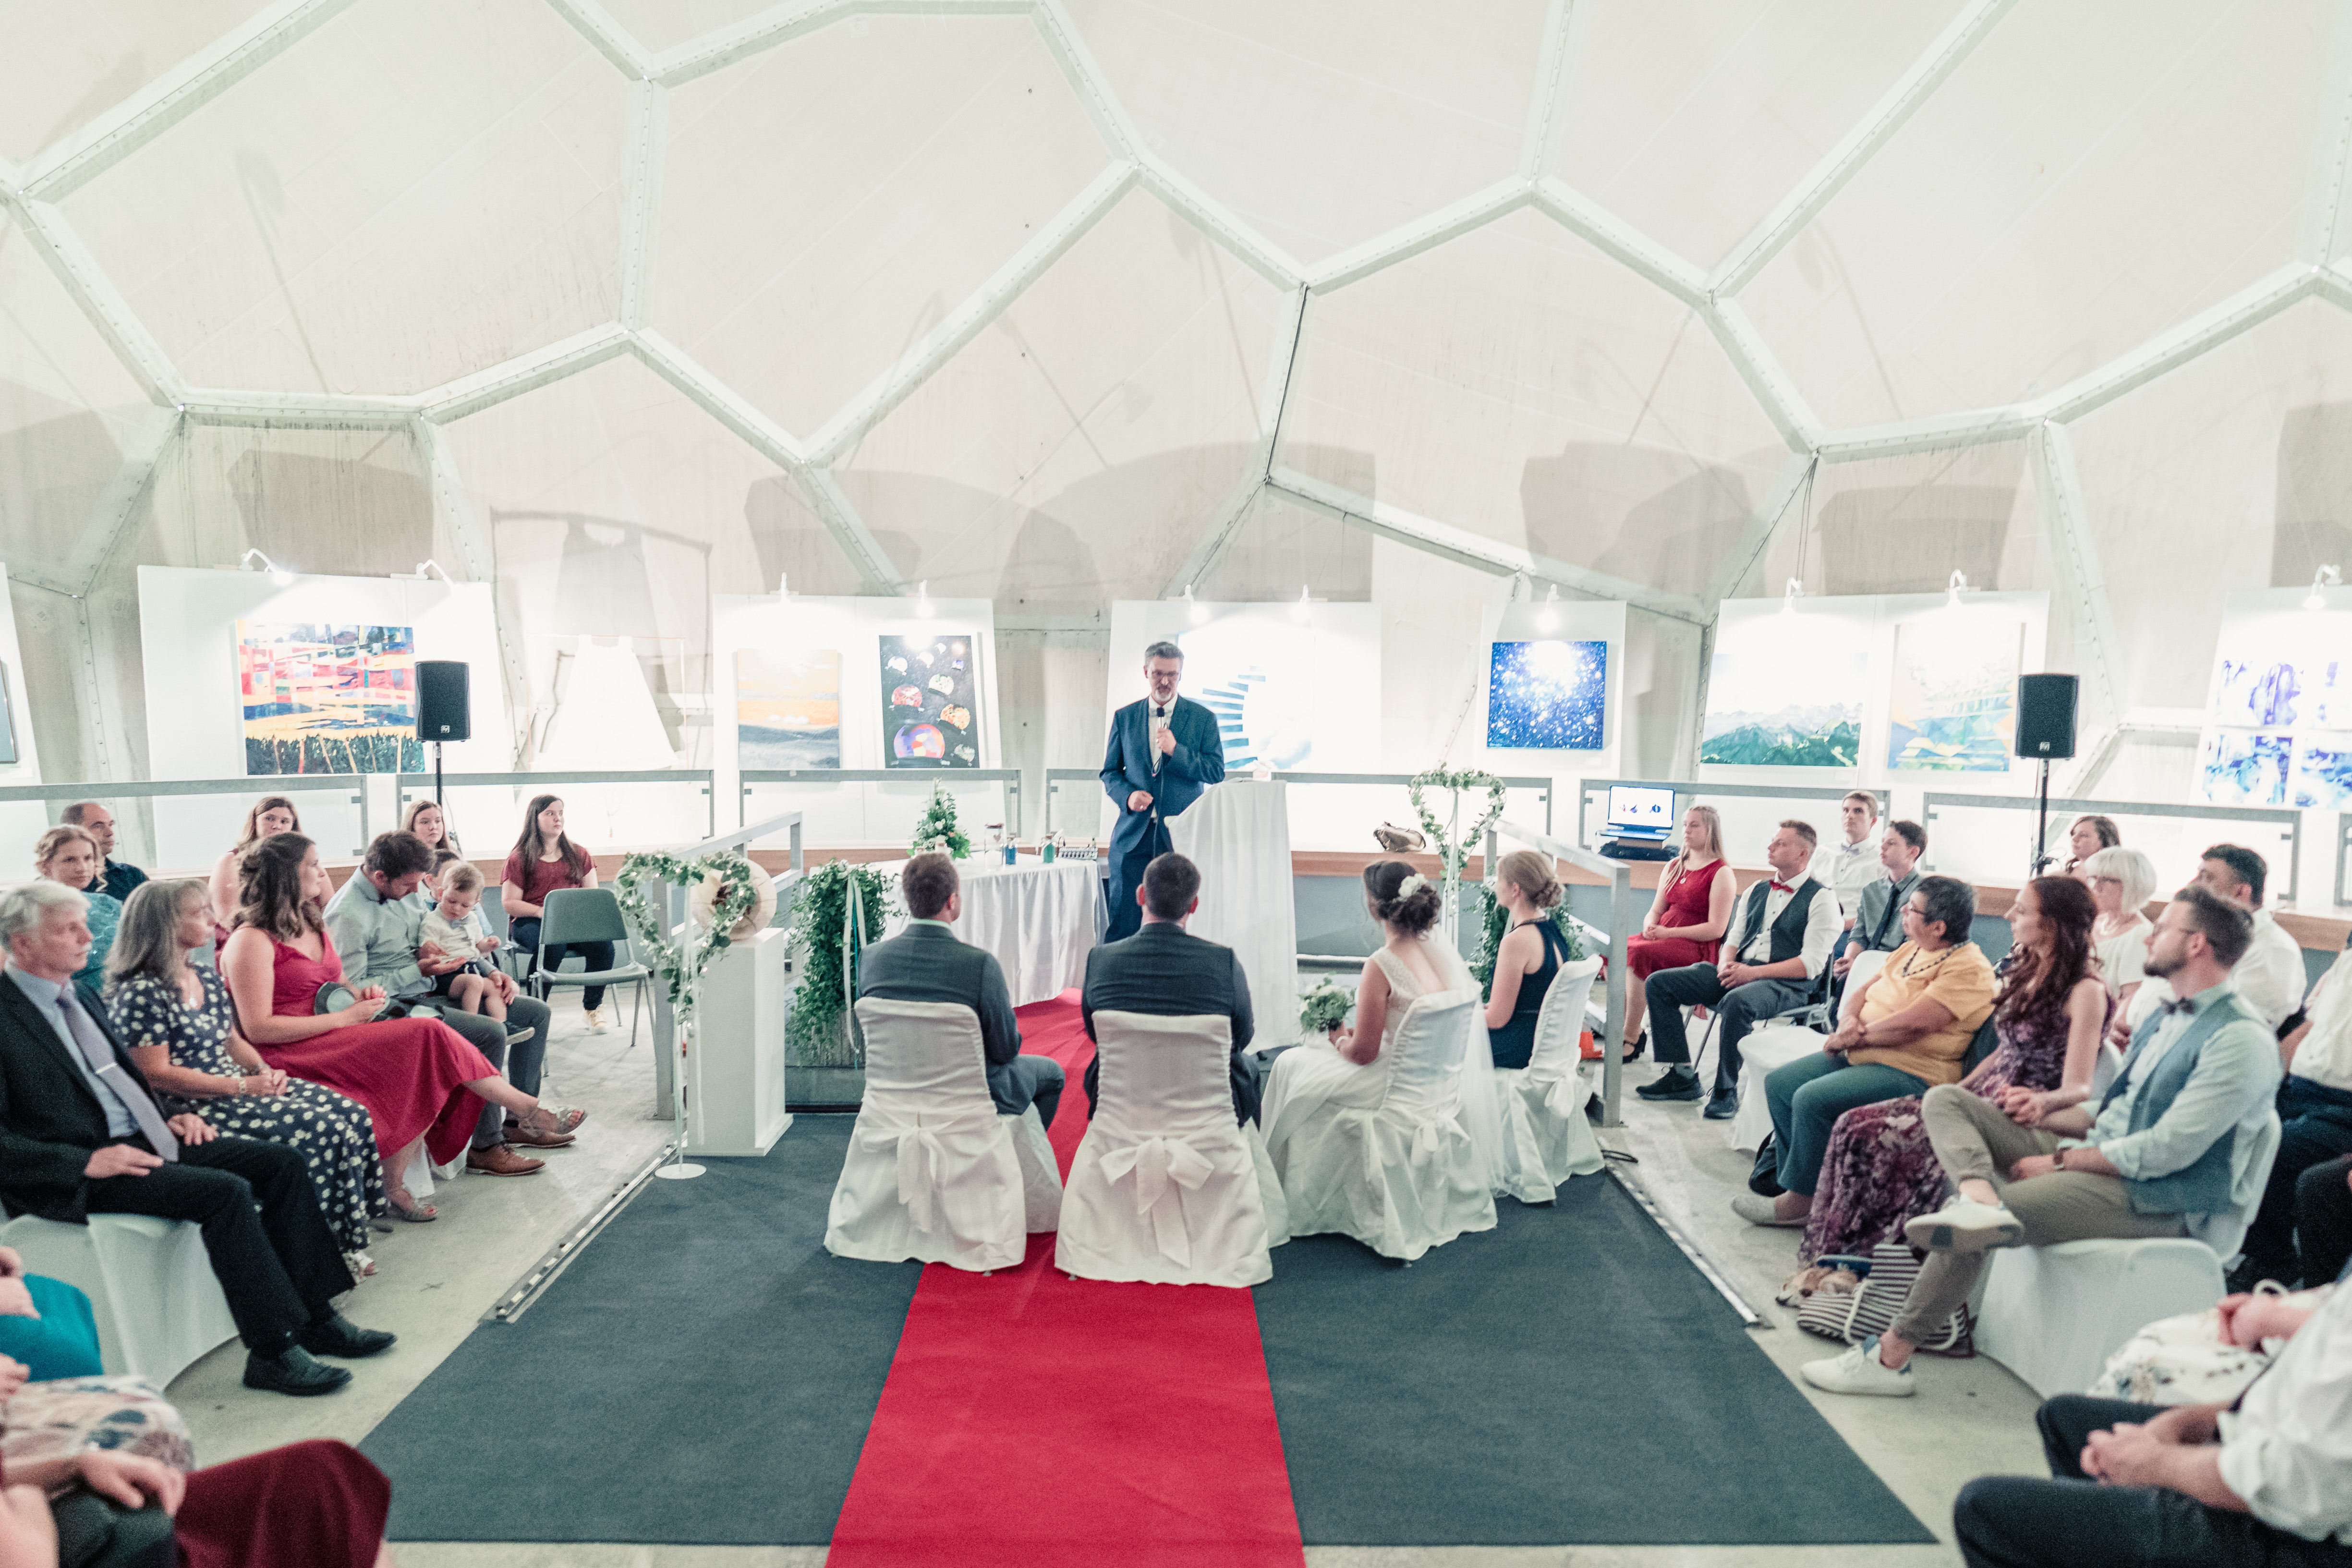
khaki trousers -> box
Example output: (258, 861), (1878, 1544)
(1891, 1084), (2188, 1345)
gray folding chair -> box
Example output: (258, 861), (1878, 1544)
(532, 887), (653, 1047)
(480, 882), (530, 984)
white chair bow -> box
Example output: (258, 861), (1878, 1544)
(1101, 1135), (1217, 1266)
(858, 1122), (953, 1233)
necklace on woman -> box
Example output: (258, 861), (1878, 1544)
(1898, 944), (1955, 980)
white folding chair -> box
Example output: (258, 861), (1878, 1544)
(0, 1215), (239, 1384)
(1728, 948), (1890, 1154)
(1268, 992), (1497, 1262)
(1494, 957), (1606, 1202)
(1057, 1011), (1275, 1286)
(824, 997), (1054, 1271)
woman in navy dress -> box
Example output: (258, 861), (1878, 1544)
(1483, 850), (1578, 1070)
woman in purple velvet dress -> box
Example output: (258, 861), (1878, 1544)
(1784, 876), (2113, 1294)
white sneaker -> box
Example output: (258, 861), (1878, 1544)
(1904, 1198), (2024, 1253)
(581, 1007), (610, 1034)
(1801, 1338), (1915, 1398)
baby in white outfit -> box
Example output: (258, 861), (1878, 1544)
(421, 862), (505, 1024)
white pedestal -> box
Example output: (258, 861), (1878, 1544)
(687, 925), (793, 1155)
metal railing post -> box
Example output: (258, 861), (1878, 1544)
(1601, 864), (1629, 1128)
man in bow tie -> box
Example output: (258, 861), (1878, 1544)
(1099, 642), (1225, 944)
(1638, 820), (1839, 1118)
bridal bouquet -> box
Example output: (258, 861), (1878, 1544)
(1298, 978), (1352, 1037)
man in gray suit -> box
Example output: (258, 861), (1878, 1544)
(1081, 852), (1257, 1125)
(857, 852), (1064, 1129)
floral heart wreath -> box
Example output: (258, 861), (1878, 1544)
(1406, 766), (1509, 871)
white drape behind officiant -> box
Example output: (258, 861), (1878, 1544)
(1167, 779), (1299, 1043)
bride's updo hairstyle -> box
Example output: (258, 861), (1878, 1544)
(1493, 849), (1562, 912)
(1363, 858), (1443, 936)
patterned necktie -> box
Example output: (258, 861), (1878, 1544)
(57, 989), (179, 1162)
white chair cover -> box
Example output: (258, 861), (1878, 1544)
(1726, 948), (1891, 1153)
(1003, 1105), (1063, 1233)
(0, 1214), (239, 1384)
(1268, 991), (1499, 1261)
(824, 998), (1039, 1272)
(1056, 1012), (1272, 1286)
(1493, 956), (1605, 1202)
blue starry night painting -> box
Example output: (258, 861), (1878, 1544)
(1487, 639), (1607, 749)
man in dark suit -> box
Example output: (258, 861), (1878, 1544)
(1081, 852), (1257, 1126)
(0, 880), (393, 1396)
(857, 853), (1064, 1129)
(1099, 640), (1225, 944)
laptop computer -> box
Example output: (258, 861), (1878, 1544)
(1598, 784), (1678, 861)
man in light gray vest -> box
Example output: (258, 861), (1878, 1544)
(1803, 884), (2282, 1398)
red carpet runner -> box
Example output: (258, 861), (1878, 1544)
(826, 994), (1306, 1568)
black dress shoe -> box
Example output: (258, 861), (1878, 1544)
(298, 1314), (397, 1359)
(244, 1345), (353, 1396)
(1636, 1066), (1704, 1102)
(1701, 1086), (1740, 1120)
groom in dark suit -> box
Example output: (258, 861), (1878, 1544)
(1099, 640), (1225, 943)
(1081, 852), (1258, 1125)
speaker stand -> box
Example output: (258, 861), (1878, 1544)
(2030, 758), (2054, 877)
(432, 740), (445, 806)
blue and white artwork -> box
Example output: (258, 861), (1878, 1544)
(2198, 730), (2291, 806)
(2292, 741), (2352, 808)
(1486, 639), (1607, 749)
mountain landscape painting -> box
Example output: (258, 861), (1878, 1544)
(1702, 646), (1867, 767)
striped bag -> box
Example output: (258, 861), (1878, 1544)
(1794, 1239), (1972, 1355)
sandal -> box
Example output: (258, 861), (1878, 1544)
(1622, 1030), (1646, 1065)
(386, 1187), (438, 1224)
(513, 1106), (587, 1139)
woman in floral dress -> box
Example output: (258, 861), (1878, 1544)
(101, 880), (385, 1269)
(1785, 876), (2112, 1292)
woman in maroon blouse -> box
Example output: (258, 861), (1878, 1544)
(501, 795), (615, 1033)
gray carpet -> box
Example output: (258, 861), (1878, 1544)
(1252, 1174), (1938, 1545)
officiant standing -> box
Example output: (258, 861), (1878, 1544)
(1100, 641), (1225, 943)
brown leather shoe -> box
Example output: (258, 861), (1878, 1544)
(505, 1123), (576, 1149)
(465, 1143), (545, 1177)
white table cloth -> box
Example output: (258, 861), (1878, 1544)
(1167, 779), (1299, 1043)
(881, 855), (1096, 1007)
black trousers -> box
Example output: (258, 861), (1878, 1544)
(1952, 1395), (2352, 1567)
(2302, 1153), (2352, 1287)
(1643, 961), (1811, 1093)
(1103, 813), (1172, 945)
(84, 1135), (349, 1354)
(2240, 1076), (2352, 1283)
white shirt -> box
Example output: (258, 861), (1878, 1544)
(1724, 875), (1841, 981)
(2219, 1278), (2352, 1544)
(2093, 915), (2152, 997)
(1813, 828), (1884, 922)
(1148, 700), (1171, 775)
(2291, 948), (2352, 1093)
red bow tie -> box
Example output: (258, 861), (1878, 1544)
(1770, 880), (1793, 892)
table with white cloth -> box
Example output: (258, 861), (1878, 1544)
(879, 855), (1097, 1007)
(1167, 778), (1299, 1044)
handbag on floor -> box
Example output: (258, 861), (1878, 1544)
(2089, 1281), (2332, 1405)
(1794, 1240), (1971, 1355)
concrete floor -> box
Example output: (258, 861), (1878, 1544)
(170, 997), (2046, 1568)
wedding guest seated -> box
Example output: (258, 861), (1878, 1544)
(1739, 874), (1999, 1229)
(325, 832), (574, 1164)
(209, 795), (299, 936)
(2060, 813), (2120, 879)
(501, 795), (615, 1033)
(2085, 845), (2159, 1018)
(104, 880), (386, 1274)
(1831, 819), (1926, 1000)
(1080, 851), (1255, 1123)
(403, 797), (462, 859)
(2229, 938), (2352, 1291)
(1801, 886), (2281, 1399)
(2198, 845), (2307, 1031)
(859, 852), (1063, 1129)
(224, 834), (573, 1219)
(1618, 804), (1733, 1062)
(0, 879), (396, 1397)
(1816, 790), (1887, 927)
(1951, 1283), (2352, 1568)
(0, 1248), (101, 1382)
(60, 803), (145, 904)
(1775, 879), (2108, 1309)
(2300, 1155), (2352, 1286)
(1484, 849), (1580, 1071)
(32, 828), (118, 992)
(1638, 820), (1838, 1119)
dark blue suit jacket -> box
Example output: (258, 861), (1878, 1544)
(1099, 694), (1225, 851)
(1080, 923), (1257, 1125)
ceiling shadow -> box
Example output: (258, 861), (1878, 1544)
(1815, 479), (2020, 596)
(1521, 445), (1755, 597)
(227, 445), (433, 576)
(2273, 403), (2352, 587)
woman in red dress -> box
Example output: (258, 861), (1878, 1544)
(221, 833), (568, 1223)
(1620, 802), (1736, 1062)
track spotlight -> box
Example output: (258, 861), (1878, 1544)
(242, 548), (294, 587)
(2307, 565), (2340, 611)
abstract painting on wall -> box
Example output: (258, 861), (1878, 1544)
(881, 634), (978, 769)
(1702, 631), (1866, 768)
(1178, 616), (1327, 771)
(237, 622), (422, 775)
(2197, 730), (2291, 806)
(2291, 740), (2352, 808)
(1884, 616), (2022, 771)
(1486, 639), (1607, 749)
(735, 648), (841, 769)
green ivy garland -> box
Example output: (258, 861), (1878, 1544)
(1407, 766), (1509, 874)
(1468, 882), (1587, 999)
(614, 850), (763, 1044)
(784, 859), (895, 1065)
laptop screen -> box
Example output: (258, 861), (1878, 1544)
(1606, 784), (1676, 838)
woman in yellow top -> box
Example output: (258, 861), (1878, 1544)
(1735, 875), (1999, 1227)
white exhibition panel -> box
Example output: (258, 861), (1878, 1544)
(715, 593), (1007, 849)
(1103, 600), (1383, 853)
(136, 566), (510, 872)
(1477, 596), (1627, 796)
(0, 564), (47, 858)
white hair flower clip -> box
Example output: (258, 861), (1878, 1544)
(1398, 873), (1430, 897)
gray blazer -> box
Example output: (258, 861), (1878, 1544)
(1081, 923), (1256, 1125)
(856, 923), (1023, 1098)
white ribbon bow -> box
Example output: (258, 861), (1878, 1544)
(1100, 1136), (1215, 1266)
(1407, 1112), (1467, 1167)
(1536, 1070), (1587, 1119)
(861, 1124), (949, 1232)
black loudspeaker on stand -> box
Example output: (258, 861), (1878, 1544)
(2016, 673), (2080, 877)
(415, 661), (472, 805)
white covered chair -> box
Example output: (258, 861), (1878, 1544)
(1977, 1109), (2283, 1397)
(1493, 956), (1606, 1202)
(1270, 992), (1498, 1262)
(0, 1214), (239, 1384)
(1057, 1011), (1276, 1286)
(1728, 948), (1889, 1154)
(824, 997), (1058, 1272)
